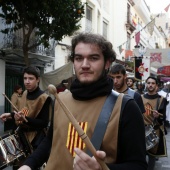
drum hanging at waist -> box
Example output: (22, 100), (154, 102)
(145, 125), (159, 151)
(0, 133), (27, 169)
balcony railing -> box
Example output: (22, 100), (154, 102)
(1, 33), (55, 57)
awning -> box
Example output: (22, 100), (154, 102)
(40, 62), (73, 90)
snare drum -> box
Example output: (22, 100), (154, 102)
(145, 125), (159, 151)
(0, 133), (26, 168)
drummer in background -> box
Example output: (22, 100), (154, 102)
(0, 66), (52, 170)
(11, 85), (23, 112)
(109, 63), (145, 114)
(141, 76), (167, 170)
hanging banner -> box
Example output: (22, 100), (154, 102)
(157, 66), (170, 76)
(134, 57), (150, 81)
(142, 57), (150, 81)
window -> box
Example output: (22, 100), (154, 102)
(85, 6), (92, 32)
(103, 21), (108, 39)
(127, 4), (131, 23)
(166, 22), (168, 29)
(86, 6), (92, 21)
(126, 33), (131, 50)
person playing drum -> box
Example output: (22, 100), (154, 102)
(141, 76), (167, 170)
(109, 63), (145, 114)
(0, 66), (52, 170)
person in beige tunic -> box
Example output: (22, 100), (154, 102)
(0, 66), (52, 169)
(18, 33), (147, 170)
(9, 85), (23, 132)
(141, 76), (167, 170)
(11, 85), (23, 112)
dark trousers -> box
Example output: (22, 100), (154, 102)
(147, 155), (156, 170)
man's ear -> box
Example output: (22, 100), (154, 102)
(124, 74), (128, 81)
(105, 60), (111, 70)
(37, 77), (40, 83)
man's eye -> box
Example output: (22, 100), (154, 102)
(74, 57), (82, 61)
(90, 57), (98, 61)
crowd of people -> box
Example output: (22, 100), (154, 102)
(0, 32), (169, 170)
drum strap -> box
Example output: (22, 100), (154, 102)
(87, 91), (123, 156)
(156, 97), (160, 110)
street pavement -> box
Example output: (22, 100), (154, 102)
(154, 126), (170, 170)
(0, 121), (170, 170)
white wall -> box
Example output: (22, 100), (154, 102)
(0, 59), (5, 114)
(109, 0), (128, 60)
(0, 9), (5, 115)
(53, 36), (72, 69)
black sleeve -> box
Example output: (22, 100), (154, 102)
(157, 97), (167, 124)
(134, 92), (146, 114)
(107, 99), (147, 170)
(23, 97), (52, 130)
(23, 116), (53, 169)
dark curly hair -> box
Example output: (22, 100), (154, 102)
(146, 76), (158, 84)
(69, 32), (116, 63)
(109, 63), (126, 75)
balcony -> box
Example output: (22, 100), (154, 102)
(126, 15), (136, 34)
(0, 32), (55, 68)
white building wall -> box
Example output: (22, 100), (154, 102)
(54, 0), (128, 68)
(0, 60), (5, 114)
(46, 0), (168, 71)
(54, 36), (72, 69)
(0, 9), (5, 114)
(109, 0), (127, 60)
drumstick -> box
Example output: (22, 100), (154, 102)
(145, 107), (163, 116)
(2, 93), (28, 122)
(48, 84), (109, 170)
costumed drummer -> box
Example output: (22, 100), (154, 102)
(10, 84), (23, 132)
(0, 66), (52, 169)
(11, 84), (23, 112)
(18, 33), (147, 170)
(141, 76), (167, 170)
(109, 63), (145, 114)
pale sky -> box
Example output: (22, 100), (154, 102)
(145, 0), (170, 14)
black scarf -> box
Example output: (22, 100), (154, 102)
(70, 76), (113, 100)
(143, 93), (160, 99)
(27, 87), (44, 100)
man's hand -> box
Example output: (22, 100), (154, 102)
(73, 148), (106, 170)
(14, 110), (26, 121)
(152, 110), (160, 118)
(0, 113), (11, 122)
(18, 165), (31, 170)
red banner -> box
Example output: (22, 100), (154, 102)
(157, 66), (170, 76)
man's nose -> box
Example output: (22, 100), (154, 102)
(113, 78), (118, 83)
(25, 79), (29, 83)
(82, 58), (90, 67)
